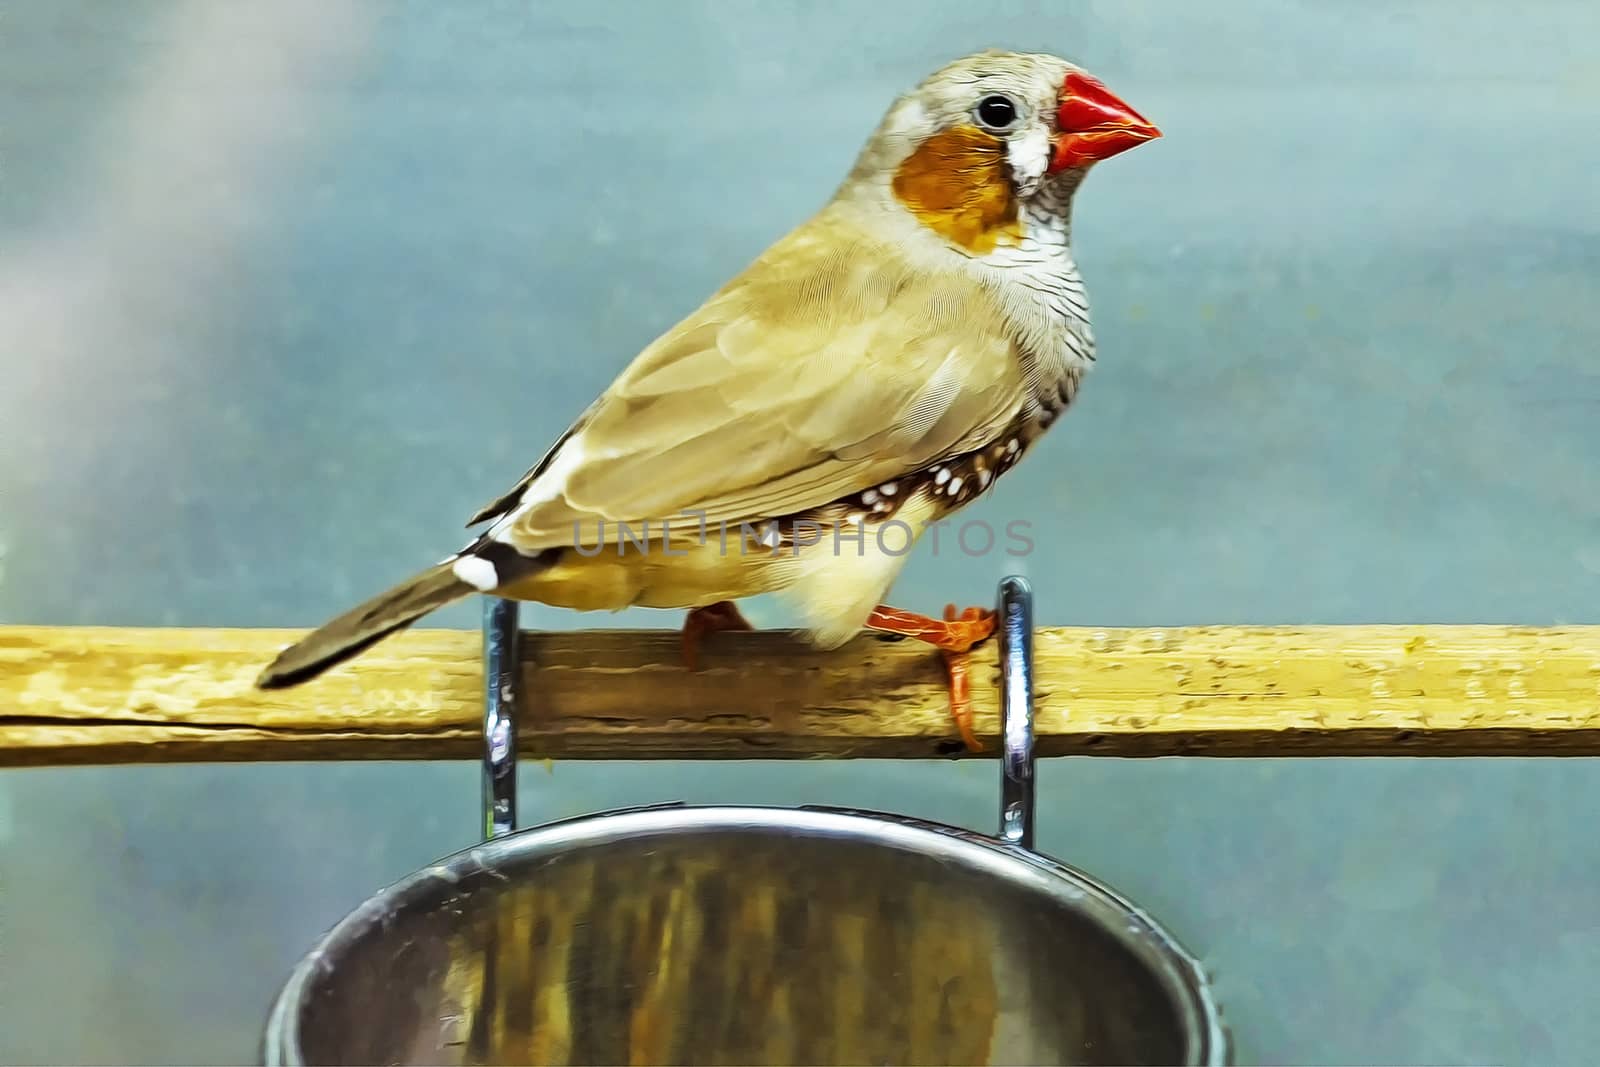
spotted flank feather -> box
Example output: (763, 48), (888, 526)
(823, 425), (1031, 520)
(721, 413), (1047, 555)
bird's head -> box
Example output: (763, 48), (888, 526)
(841, 50), (1160, 254)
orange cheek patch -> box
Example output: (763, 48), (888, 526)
(891, 125), (1022, 254)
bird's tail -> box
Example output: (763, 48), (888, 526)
(258, 540), (558, 689)
(255, 560), (474, 689)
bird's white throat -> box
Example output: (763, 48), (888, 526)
(984, 181), (1092, 340)
(981, 170), (1097, 408)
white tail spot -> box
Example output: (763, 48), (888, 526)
(452, 555), (500, 592)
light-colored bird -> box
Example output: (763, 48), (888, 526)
(257, 49), (1160, 750)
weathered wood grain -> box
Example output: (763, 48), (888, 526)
(2, 623), (1598, 766)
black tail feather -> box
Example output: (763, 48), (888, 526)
(255, 561), (472, 689)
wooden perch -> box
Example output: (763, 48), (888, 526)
(2, 623), (1599, 767)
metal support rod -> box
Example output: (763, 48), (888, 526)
(996, 575), (1037, 849)
(479, 582), (1035, 844)
(481, 597), (520, 840)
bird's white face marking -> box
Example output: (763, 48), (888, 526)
(1006, 125), (1052, 200)
(452, 555), (500, 592)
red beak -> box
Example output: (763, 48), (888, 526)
(1050, 70), (1161, 172)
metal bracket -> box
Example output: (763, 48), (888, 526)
(477, 576), (1041, 846)
(480, 597), (520, 841)
(996, 575), (1038, 849)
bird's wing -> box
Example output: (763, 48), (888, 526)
(479, 211), (1032, 551)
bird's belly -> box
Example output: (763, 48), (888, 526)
(494, 532), (791, 612)
(492, 489), (954, 624)
(776, 490), (946, 648)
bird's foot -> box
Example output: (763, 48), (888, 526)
(680, 600), (754, 671)
(865, 603), (997, 752)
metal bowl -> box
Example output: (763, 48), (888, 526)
(263, 803), (1228, 1065)
(266, 579), (1229, 1064)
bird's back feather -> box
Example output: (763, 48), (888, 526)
(483, 207), (1037, 554)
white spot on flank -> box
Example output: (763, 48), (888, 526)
(862, 488), (879, 505)
(979, 469), (992, 487)
(934, 468), (951, 485)
(1007, 438), (1020, 454)
(879, 482), (897, 496)
(846, 511), (865, 525)
(452, 555), (500, 592)
(947, 476), (964, 495)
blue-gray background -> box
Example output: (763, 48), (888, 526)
(2, 1), (1597, 1063)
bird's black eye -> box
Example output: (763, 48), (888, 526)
(975, 94), (1019, 131)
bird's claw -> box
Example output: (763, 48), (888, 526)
(680, 600), (754, 671)
(866, 602), (997, 751)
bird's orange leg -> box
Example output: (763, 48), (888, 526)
(865, 603), (997, 752)
(680, 600), (754, 671)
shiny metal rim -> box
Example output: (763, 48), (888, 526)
(263, 802), (1229, 1066)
